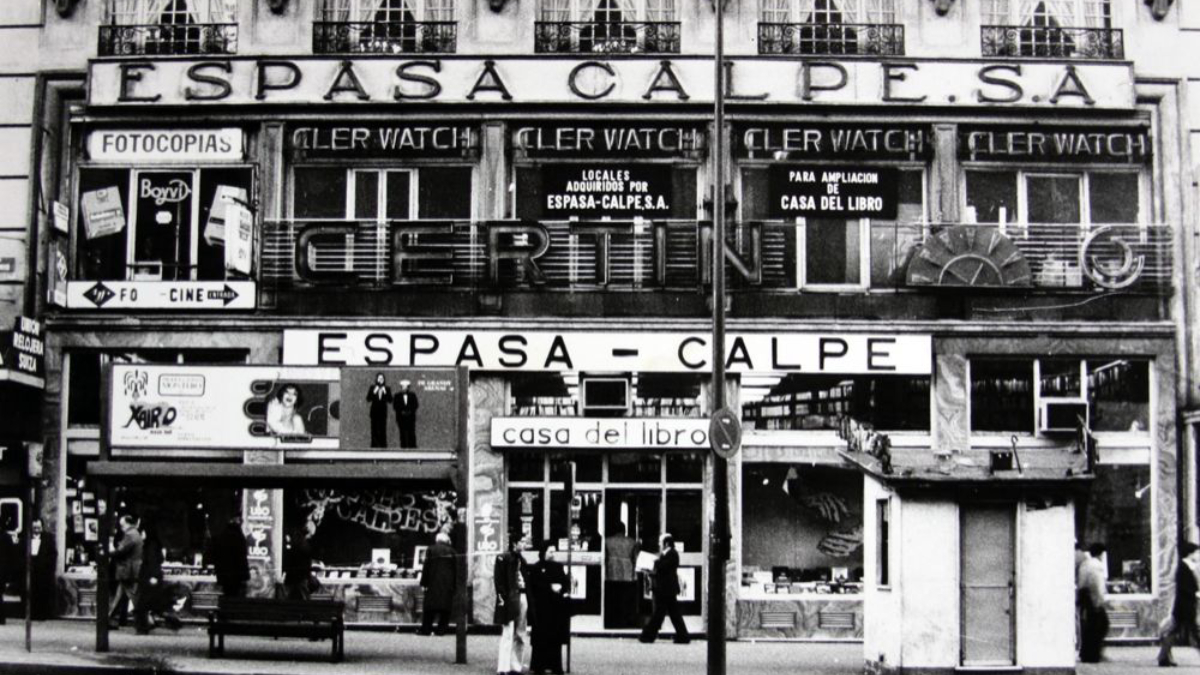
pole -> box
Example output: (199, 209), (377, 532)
(708, 0), (728, 672)
(24, 481), (33, 652)
(454, 367), (469, 664)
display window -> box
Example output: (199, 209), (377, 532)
(741, 373), (931, 432)
(507, 451), (705, 628)
(1076, 464), (1152, 595)
(969, 357), (1151, 435)
(508, 372), (704, 418)
(284, 487), (457, 580)
(292, 165), (471, 219)
(741, 464), (865, 597)
(75, 167), (254, 282)
(740, 167), (926, 290)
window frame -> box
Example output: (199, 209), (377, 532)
(962, 167), (1148, 231)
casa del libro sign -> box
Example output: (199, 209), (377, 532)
(88, 57), (1135, 109)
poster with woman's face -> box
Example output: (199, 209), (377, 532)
(247, 380), (341, 440)
(339, 367), (459, 451)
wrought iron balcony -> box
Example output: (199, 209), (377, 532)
(313, 21), (457, 54)
(535, 21), (681, 54)
(758, 22), (904, 56)
(980, 25), (1123, 60)
(98, 23), (238, 56)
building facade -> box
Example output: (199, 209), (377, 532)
(1, 0), (1198, 665)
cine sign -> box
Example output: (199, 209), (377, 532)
(770, 165), (898, 219)
(491, 418), (709, 450)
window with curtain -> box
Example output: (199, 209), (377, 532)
(315, 0), (457, 53)
(980, 0), (1119, 59)
(757, 0), (902, 55)
(535, 0), (679, 53)
(100, 0), (238, 55)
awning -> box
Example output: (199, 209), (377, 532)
(86, 460), (458, 489)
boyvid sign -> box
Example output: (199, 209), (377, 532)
(770, 165), (898, 219)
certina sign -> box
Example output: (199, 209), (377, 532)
(283, 330), (932, 375)
(87, 128), (244, 163)
(88, 58), (1134, 110)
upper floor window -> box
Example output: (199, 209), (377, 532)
(314, 0), (457, 54)
(980, 0), (1122, 60)
(758, 0), (904, 56)
(535, 0), (681, 54)
(99, 0), (238, 56)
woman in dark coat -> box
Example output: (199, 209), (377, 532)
(283, 520), (316, 600)
(527, 541), (569, 675)
(29, 519), (57, 620)
(366, 373), (392, 448)
(210, 517), (250, 598)
(1159, 541), (1200, 666)
(419, 531), (457, 635)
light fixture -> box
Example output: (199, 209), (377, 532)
(267, 0), (289, 13)
(1146, 0), (1173, 20)
(1134, 483), (1152, 500)
(929, 0), (954, 15)
(55, 0), (81, 18)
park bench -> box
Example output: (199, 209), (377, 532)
(207, 597), (345, 662)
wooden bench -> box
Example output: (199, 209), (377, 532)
(207, 597), (345, 662)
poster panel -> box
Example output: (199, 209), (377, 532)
(338, 367), (459, 451)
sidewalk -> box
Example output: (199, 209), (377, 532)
(0, 621), (1195, 674)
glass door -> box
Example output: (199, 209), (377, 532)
(603, 489), (660, 628)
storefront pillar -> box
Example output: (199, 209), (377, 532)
(470, 376), (508, 624)
(933, 353), (969, 454)
(243, 450), (284, 596)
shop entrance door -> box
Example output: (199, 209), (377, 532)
(603, 489), (660, 629)
(960, 504), (1016, 666)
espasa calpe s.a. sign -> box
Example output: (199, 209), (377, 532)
(769, 166), (899, 219)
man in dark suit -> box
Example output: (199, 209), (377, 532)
(1159, 541), (1200, 666)
(494, 533), (530, 675)
(393, 379), (419, 448)
(639, 534), (690, 644)
(419, 531), (457, 636)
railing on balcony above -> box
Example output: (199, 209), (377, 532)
(260, 219), (1172, 293)
(757, 22), (903, 56)
(510, 397), (701, 417)
(535, 21), (681, 54)
(980, 25), (1123, 60)
(98, 22), (238, 56)
(313, 20), (457, 54)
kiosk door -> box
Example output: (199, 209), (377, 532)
(960, 504), (1016, 666)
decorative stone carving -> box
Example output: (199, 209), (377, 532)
(907, 226), (1032, 288)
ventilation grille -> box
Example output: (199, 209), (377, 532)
(759, 611), (797, 629)
(356, 595), (394, 613)
(818, 610), (856, 630)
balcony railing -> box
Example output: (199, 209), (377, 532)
(980, 25), (1123, 60)
(510, 397), (701, 417)
(98, 23), (238, 56)
(260, 219), (1172, 293)
(535, 21), (681, 54)
(758, 22), (904, 56)
(313, 21), (457, 54)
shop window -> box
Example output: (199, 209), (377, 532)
(536, 0), (680, 54)
(963, 169), (1143, 289)
(609, 452), (662, 483)
(508, 450), (546, 482)
(292, 166), (469, 220)
(76, 168), (253, 282)
(1076, 464), (1151, 594)
(742, 374), (930, 432)
(665, 489), (702, 554)
(314, 0), (457, 54)
(980, 0), (1120, 60)
(970, 357), (1151, 434)
(875, 498), (889, 586)
(286, 487), (457, 577)
(758, 0), (902, 56)
(801, 219), (866, 288)
(665, 451), (704, 483)
(869, 170), (926, 287)
(509, 487), (546, 545)
(99, 0), (239, 57)
(550, 453), (603, 483)
(741, 464), (864, 596)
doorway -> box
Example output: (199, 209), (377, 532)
(960, 504), (1016, 666)
(603, 489), (660, 628)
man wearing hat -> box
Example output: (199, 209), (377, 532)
(393, 379), (420, 448)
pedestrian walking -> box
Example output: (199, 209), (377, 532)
(639, 534), (690, 644)
(1078, 542), (1109, 663)
(1158, 541), (1200, 666)
(109, 515), (143, 630)
(366, 373), (392, 448)
(210, 516), (250, 598)
(495, 534), (530, 675)
(29, 518), (57, 620)
(419, 531), (457, 636)
(284, 519), (317, 600)
(135, 521), (182, 633)
(527, 541), (569, 675)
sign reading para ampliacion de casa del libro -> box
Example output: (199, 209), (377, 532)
(770, 166), (899, 219)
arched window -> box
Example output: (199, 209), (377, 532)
(315, 0), (457, 53)
(980, 0), (1120, 59)
(535, 0), (679, 53)
(757, 0), (901, 55)
(100, 0), (237, 55)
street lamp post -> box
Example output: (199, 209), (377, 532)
(708, 0), (728, 672)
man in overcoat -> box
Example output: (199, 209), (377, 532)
(419, 531), (457, 636)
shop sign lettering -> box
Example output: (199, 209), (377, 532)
(289, 123), (478, 159)
(542, 166), (673, 217)
(86, 128), (244, 163)
(491, 418), (709, 449)
(283, 330), (933, 375)
(66, 281), (256, 310)
(770, 166), (899, 219)
(88, 58), (1135, 110)
(300, 489), (456, 535)
(738, 123), (929, 160)
(514, 123), (706, 158)
(959, 125), (1151, 163)
(0, 316), (45, 380)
